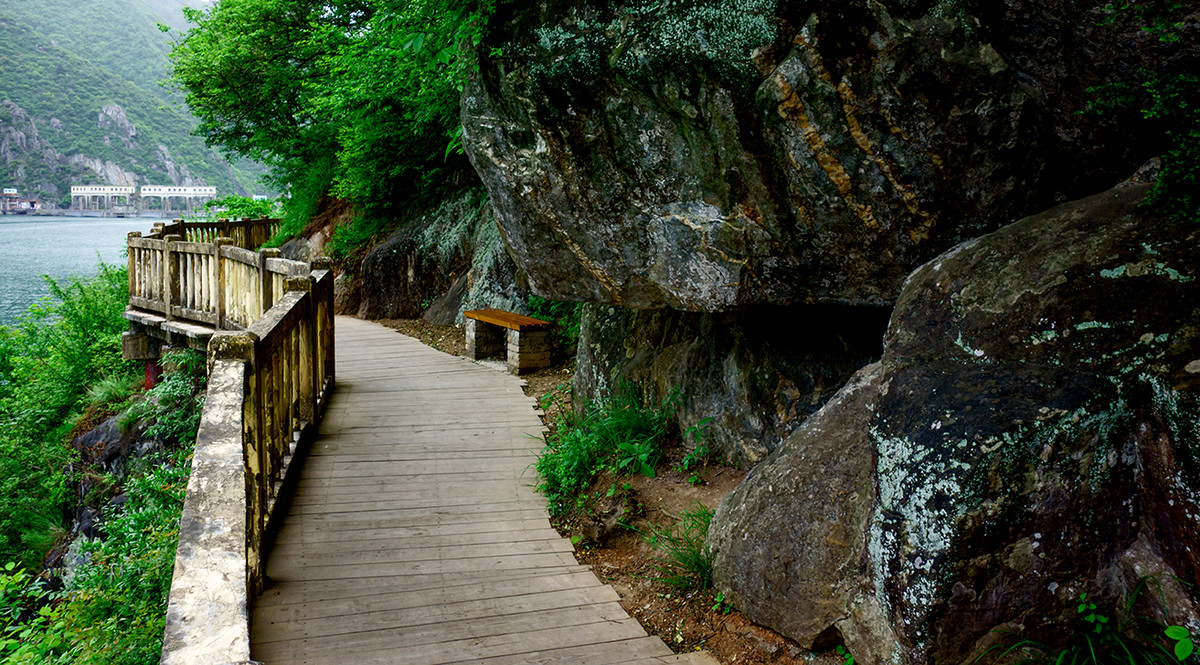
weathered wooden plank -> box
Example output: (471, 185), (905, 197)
(254, 566), (592, 607)
(252, 606), (646, 662)
(270, 517), (553, 547)
(254, 569), (607, 622)
(268, 527), (565, 560)
(252, 585), (622, 644)
(467, 637), (677, 665)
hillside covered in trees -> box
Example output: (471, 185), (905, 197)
(0, 0), (264, 207)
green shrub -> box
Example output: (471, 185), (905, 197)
(1089, 2), (1198, 224)
(0, 263), (138, 566)
(0, 444), (192, 665)
(85, 374), (140, 411)
(121, 349), (207, 445)
(0, 562), (68, 662)
(59, 445), (191, 665)
(643, 504), (714, 590)
(535, 381), (675, 516)
(526, 296), (583, 355)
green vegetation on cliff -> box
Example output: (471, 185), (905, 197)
(0, 266), (135, 564)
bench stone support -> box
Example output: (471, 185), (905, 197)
(507, 328), (551, 375)
(466, 318), (505, 360)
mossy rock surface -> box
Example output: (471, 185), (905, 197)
(461, 0), (1193, 310)
(709, 181), (1200, 664)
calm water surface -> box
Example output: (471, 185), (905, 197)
(0, 216), (155, 325)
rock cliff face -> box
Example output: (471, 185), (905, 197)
(454, 4), (1199, 659)
(462, 0), (1182, 310)
(576, 303), (888, 465)
(0, 100), (91, 202)
(708, 181), (1200, 663)
(0, 99), (208, 205)
(358, 189), (530, 324)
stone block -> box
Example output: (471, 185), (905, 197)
(467, 319), (504, 359)
(121, 331), (160, 360)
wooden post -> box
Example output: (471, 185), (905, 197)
(286, 276), (316, 425)
(312, 258), (335, 397)
(163, 234), (182, 321)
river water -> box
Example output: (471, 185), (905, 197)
(0, 215), (156, 325)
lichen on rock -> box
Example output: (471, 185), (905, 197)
(708, 180), (1200, 663)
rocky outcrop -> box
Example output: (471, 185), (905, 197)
(357, 188), (528, 324)
(98, 104), (138, 151)
(576, 303), (888, 465)
(66, 155), (139, 187)
(708, 362), (888, 649)
(462, 1), (1193, 310)
(708, 180), (1200, 663)
(0, 100), (90, 204)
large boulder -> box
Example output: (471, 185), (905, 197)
(707, 362), (895, 655)
(709, 180), (1200, 663)
(576, 303), (889, 465)
(462, 0), (1187, 310)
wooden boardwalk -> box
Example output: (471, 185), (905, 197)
(251, 317), (716, 665)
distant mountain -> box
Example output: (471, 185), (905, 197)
(0, 0), (264, 208)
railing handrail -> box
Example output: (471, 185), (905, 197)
(129, 230), (336, 665)
(145, 216), (281, 248)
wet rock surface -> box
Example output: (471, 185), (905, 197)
(709, 182), (1200, 663)
(461, 0), (1189, 310)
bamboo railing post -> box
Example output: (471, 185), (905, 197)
(163, 234), (182, 321)
(214, 237), (231, 330)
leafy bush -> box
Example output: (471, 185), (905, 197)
(0, 444), (192, 664)
(57, 445), (191, 665)
(526, 296), (583, 355)
(535, 382), (675, 516)
(194, 195), (279, 222)
(0, 562), (68, 662)
(122, 349), (207, 444)
(0, 264), (138, 566)
(643, 504), (715, 590)
(1089, 2), (1198, 223)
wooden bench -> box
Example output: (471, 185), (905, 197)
(464, 309), (552, 375)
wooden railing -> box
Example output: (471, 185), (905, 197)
(127, 233), (308, 329)
(127, 231), (336, 665)
(146, 216), (280, 248)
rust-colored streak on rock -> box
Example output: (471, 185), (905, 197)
(837, 81), (937, 243)
(775, 78), (880, 232)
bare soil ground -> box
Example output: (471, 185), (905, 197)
(376, 317), (841, 665)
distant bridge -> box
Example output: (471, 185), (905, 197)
(70, 184), (217, 214)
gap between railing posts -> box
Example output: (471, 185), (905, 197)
(159, 258), (334, 665)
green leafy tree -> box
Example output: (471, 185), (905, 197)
(166, 0), (501, 250)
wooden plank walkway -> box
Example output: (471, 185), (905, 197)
(251, 316), (717, 665)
